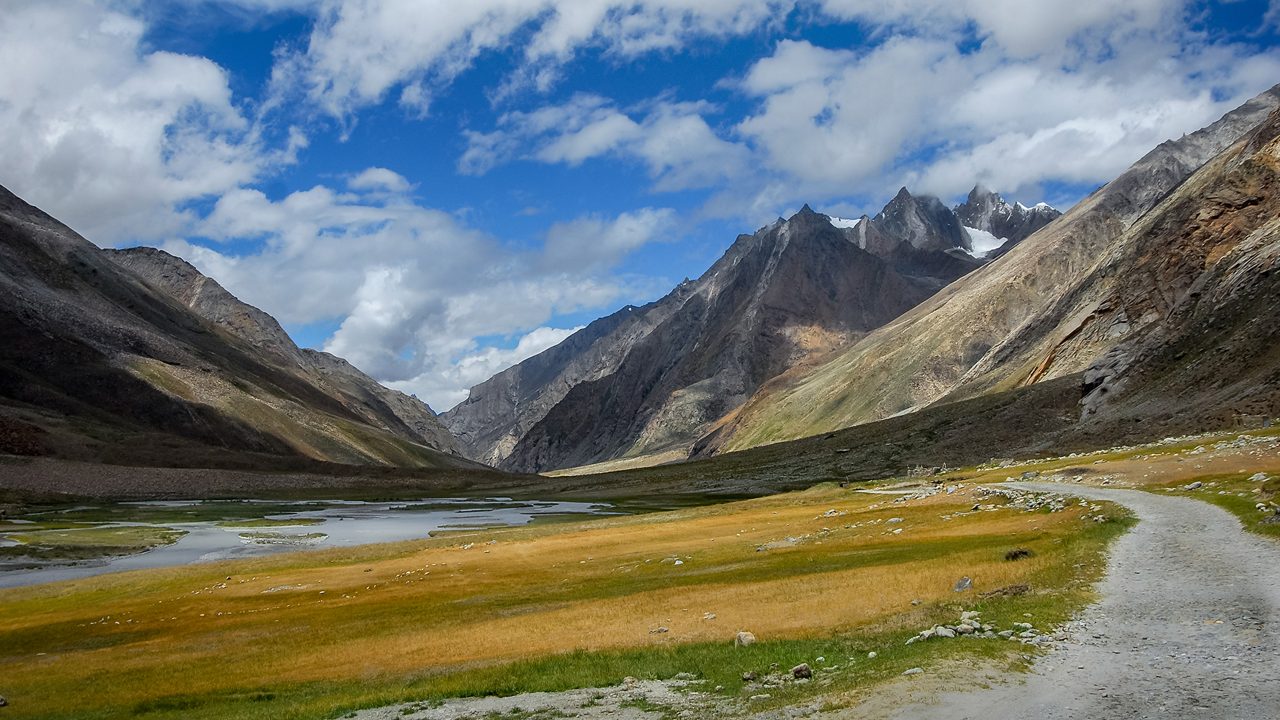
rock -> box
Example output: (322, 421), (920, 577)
(867, 651), (878, 659)
(735, 631), (757, 647)
(815, 656), (825, 663)
(980, 583), (1030, 598)
(955, 624), (975, 635)
(749, 694), (771, 701)
(887, 517), (904, 524)
(903, 667), (924, 676)
(1250, 473), (1269, 482)
(935, 627), (956, 638)
(960, 611), (980, 621)
(742, 671), (758, 682)
(650, 626), (669, 634)
(1185, 481), (1203, 490)
(792, 663), (813, 679)
(0, 696), (6, 707)
(673, 672), (697, 681)
(953, 576), (973, 592)
(998, 630), (1015, 638)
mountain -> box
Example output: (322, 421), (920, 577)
(706, 83), (1280, 454)
(0, 185), (469, 469)
(106, 248), (462, 456)
(955, 186), (1062, 257)
(446, 187), (1052, 473)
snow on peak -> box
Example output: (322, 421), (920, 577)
(963, 225), (1007, 257)
(827, 215), (865, 229)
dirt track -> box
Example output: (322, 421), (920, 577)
(880, 482), (1280, 720)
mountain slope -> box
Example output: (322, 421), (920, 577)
(499, 206), (937, 472)
(447, 184), (1053, 473)
(710, 83), (1280, 453)
(106, 247), (461, 456)
(0, 185), (469, 469)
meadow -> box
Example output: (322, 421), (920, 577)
(0, 477), (1131, 720)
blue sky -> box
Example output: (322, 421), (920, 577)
(1, 0), (1277, 409)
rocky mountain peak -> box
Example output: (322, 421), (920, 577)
(873, 187), (969, 253)
(954, 186), (1062, 256)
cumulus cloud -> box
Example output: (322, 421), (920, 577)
(390, 326), (582, 409)
(167, 177), (676, 408)
(0, 0), (298, 246)
(461, 95), (750, 191)
(706, 3), (1278, 216)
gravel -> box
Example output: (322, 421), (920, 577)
(883, 482), (1280, 720)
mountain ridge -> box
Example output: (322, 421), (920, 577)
(445, 186), (1056, 473)
(0, 185), (469, 470)
(708, 82), (1280, 454)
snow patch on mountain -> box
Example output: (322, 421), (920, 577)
(963, 226), (1006, 257)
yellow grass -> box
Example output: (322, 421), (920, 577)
(0, 483), (1108, 719)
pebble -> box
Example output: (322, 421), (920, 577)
(867, 651), (878, 659)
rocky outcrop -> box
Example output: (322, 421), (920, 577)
(0, 187), (469, 468)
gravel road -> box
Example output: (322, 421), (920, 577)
(886, 482), (1280, 720)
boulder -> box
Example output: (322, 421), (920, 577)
(735, 631), (757, 647)
(791, 663), (813, 680)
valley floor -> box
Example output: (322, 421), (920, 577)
(0, 428), (1277, 719)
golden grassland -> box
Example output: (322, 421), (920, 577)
(0, 478), (1130, 720)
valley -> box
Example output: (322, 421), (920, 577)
(0, 426), (1276, 719)
(2, 7), (1279, 718)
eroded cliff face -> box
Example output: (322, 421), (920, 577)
(711, 83), (1280, 454)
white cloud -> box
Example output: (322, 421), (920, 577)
(348, 167), (412, 193)
(284, 0), (793, 118)
(0, 0), (293, 246)
(716, 7), (1280, 216)
(461, 95), (750, 192)
(389, 326), (582, 410)
(168, 180), (676, 409)
(814, 0), (1183, 60)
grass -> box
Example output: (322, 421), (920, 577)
(0, 525), (186, 563)
(0, 481), (1130, 720)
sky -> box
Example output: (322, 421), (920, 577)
(2, 0), (1278, 411)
